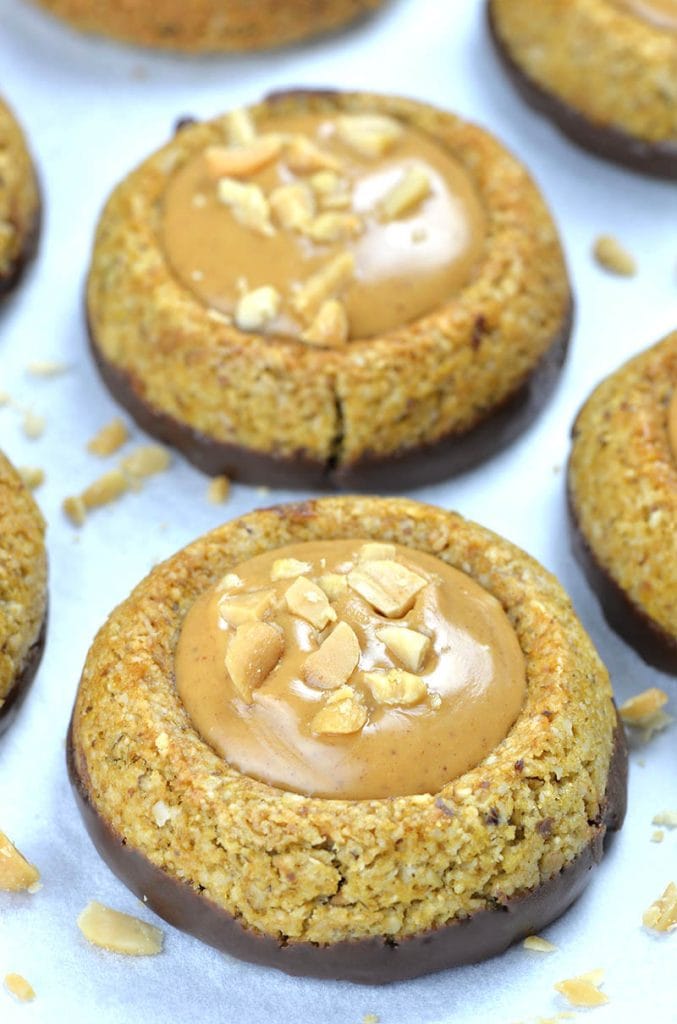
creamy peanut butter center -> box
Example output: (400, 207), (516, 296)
(615, 0), (677, 30)
(161, 108), (486, 343)
(175, 539), (526, 800)
(668, 388), (677, 462)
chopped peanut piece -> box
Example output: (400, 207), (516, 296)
(523, 935), (557, 953)
(292, 252), (355, 323)
(22, 411), (45, 439)
(77, 901), (164, 955)
(336, 114), (403, 158)
(285, 576), (337, 630)
(87, 417), (129, 456)
(270, 182), (315, 231)
(310, 170), (351, 209)
(82, 468), (128, 509)
(18, 466), (44, 490)
(219, 588), (276, 626)
(317, 573), (349, 600)
(217, 178), (274, 236)
(120, 445), (171, 479)
(303, 621), (360, 690)
(285, 135), (340, 174)
(219, 572), (242, 591)
(620, 688), (672, 740)
(377, 166), (430, 221)
(301, 299), (349, 348)
(593, 234), (636, 276)
(4, 974), (35, 1002)
(348, 560), (426, 617)
(225, 621), (284, 701)
(554, 971), (608, 1008)
(377, 626), (430, 673)
(652, 810), (677, 828)
(226, 107), (257, 146)
(311, 685), (367, 735)
(205, 136), (282, 179)
(364, 668), (427, 706)
(235, 285), (280, 331)
(27, 359), (69, 377)
(358, 543), (396, 562)
(63, 494), (87, 527)
(207, 475), (230, 504)
(302, 211), (363, 243)
(271, 558), (312, 581)
(643, 882), (677, 932)
(652, 830), (665, 843)
(0, 831), (40, 891)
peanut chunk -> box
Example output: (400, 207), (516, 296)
(63, 494), (87, 527)
(87, 417), (129, 456)
(311, 685), (367, 735)
(593, 234), (636, 276)
(377, 166), (430, 222)
(235, 285), (280, 331)
(643, 882), (677, 932)
(523, 935), (557, 953)
(22, 411), (45, 439)
(303, 621), (360, 690)
(270, 558), (312, 581)
(285, 576), (337, 630)
(77, 901), (164, 956)
(4, 974), (35, 1002)
(270, 182), (315, 231)
(27, 359), (69, 377)
(317, 573), (349, 600)
(302, 211), (363, 243)
(377, 626), (430, 673)
(120, 444), (171, 479)
(336, 114), (403, 158)
(207, 475), (231, 503)
(364, 668), (427, 706)
(358, 542), (396, 562)
(619, 687), (668, 726)
(205, 135), (282, 178)
(554, 971), (608, 1008)
(310, 170), (351, 210)
(217, 178), (274, 237)
(348, 560), (426, 617)
(285, 135), (340, 174)
(82, 468), (128, 509)
(18, 466), (44, 490)
(226, 107), (257, 146)
(301, 299), (349, 348)
(0, 831), (40, 891)
(219, 588), (276, 626)
(652, 810), (677, 828)
(225, 621), (284, 702)
(292, 252), (355, 323)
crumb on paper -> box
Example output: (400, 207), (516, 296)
(257, 485), (271, 497)
(22, 410), (45, 439)
(18, 466), (44, 490)
(643, 882), (677, 933)
(0, 830), (40, 892)
(4, 973), (35, 1002)
(554, 969), (608, 1008)
(0, 389), (10, 406)
(619, 688), (672, 740)
(652, 830), (665, 843)
(26, 359), (69, 377)
(82, 468), (128, 509)
(87, 417), (129, 457)
(652, 810), (677, 829)
(523, 935), (557, 953)
(207, 475), (231, 504)
(119, 444), (171, 480)
(63, 494), (87, 527)
(593, 234), (636, 276)
(77, 901), (164, 955)
(362, 1015), (379, 1024)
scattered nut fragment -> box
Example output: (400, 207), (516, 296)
(301, 299), (349, 347)
(235, 285), (280, 331)
(77, 901), (164, 955)
(302, 211), (363, 243)
(219, 588), (276, 626)
(348, 560), (426, 618)
(362, 1015), (379, 1024)
(285, 134), (340, 174)
(271, 558), (312, 581)
(226, 107), (256, 146)
(26, 359), (69, 377)
(317, 573), (349, 600)
(63, 494), (87, 527)
(217, 178), (274, 237)
(311, 685), (367, 735)
(87, 417), (129, 456)
(523, 935), (557, 953)
(18, 466), (44, 490)
(285, 576), (337, 630)
(652, 830), (665, 843)
(309, 170), (351, 209)
(303, 621), (360, 690)
(377, 166), (431, 222)
(22, 410), (45, 439)
(336, 114), (403, 158)
(377, 626), (430, 673)
(358, 543), (396, 562)
(270, 182), (315, 231)
(652, 810), (677, 829)
(205, 135), (282, 179)
(364, 668), (428, 706)
(0, 830), (40, 891)
(82, 468), (129, 509)
(620, 687), (669, 725)
(593, 234), (636, 276)
(643, 882), (677, 932)
(554, 970), (608, 1008)
(0, 389), (10, 406)
(4, 973), (35, 1003)
(207, 475), (231, 504)
(225, 621), (284, 702)
(120, 445), (171, 480)
(292, 251), (355, 323)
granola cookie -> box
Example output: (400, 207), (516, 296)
(31, 0), (386, 52)
(0, 450), (47, 734)
(87, 89), (572, 489)
(488, 0), (677, 178)
(68, 497), (625, 982)
(0, 98), (40, 299)
(568, 331), (677, 673)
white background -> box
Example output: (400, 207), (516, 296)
(0, 1), (675, 1021)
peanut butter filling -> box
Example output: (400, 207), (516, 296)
(668, 387), (677, 463)
(161, 108), (486, 343)
(175, 540), (526, 800)
(615, 0), (677, 30)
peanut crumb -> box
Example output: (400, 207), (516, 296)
(652, 810), (677, 829)
(620, 687), (669, 728)
(63, 494), (87, 527)
(523, 935), (557, 953)
(26, 359), (69, 377)
(207, 475), (231, 504)
(4, 973), (35, 1002)
(18, 466), (44, 490)
(87, 418), (129, 457)
(82, 468), (129, 509)
(362, 1015), (379, 1024)
(593, 234), (636, 276)
(643, 882), (677, 932)
(0, 830), (40, 891)
(120, 445), (171, 480)
(77, 901), (164, 955)
(22, 410), (45, 439)
(554, 969), (608, 1007)
(0, 389), (11, 406)
(652, 830), (665, 843)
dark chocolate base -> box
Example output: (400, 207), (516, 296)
(66, 712), (626, 983)
(568, 484), (677, 675)
(0, 189), (41, 300)
(0, 612), (47, 737)
(487, 3), (677, 180)
(89, 300), (572, 491)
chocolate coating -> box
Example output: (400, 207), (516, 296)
(487, 4), (677, 180)
(66, 712), (626, 983)
(89, 301), (572, 491)
(0, 613), (47, 737)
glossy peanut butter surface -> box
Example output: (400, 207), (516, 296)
(615, 0), (677, 29)
(161, 111), (486, 340)
(175, 540), (526, 800)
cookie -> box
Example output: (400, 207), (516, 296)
(87, 89), (572, 489)
(488, 0), (677, 178)
(0, 451), (48, 734)
(0, 98), (40, 299)
(68, 496), (626, 982)
(568, 331), (677, 673)
(31, 0), (386, 52)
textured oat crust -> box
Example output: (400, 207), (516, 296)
(69, 497), (622, 978)
(31, 0), (385, 52)
(0, 451), (48, 733)
(488, 0), (677, 177)
(568, 332), (677, 672)
(87, 90), (571, 488)
(0, 98), (40, 298)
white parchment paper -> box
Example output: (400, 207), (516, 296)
(0, 2), (675, 1021)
